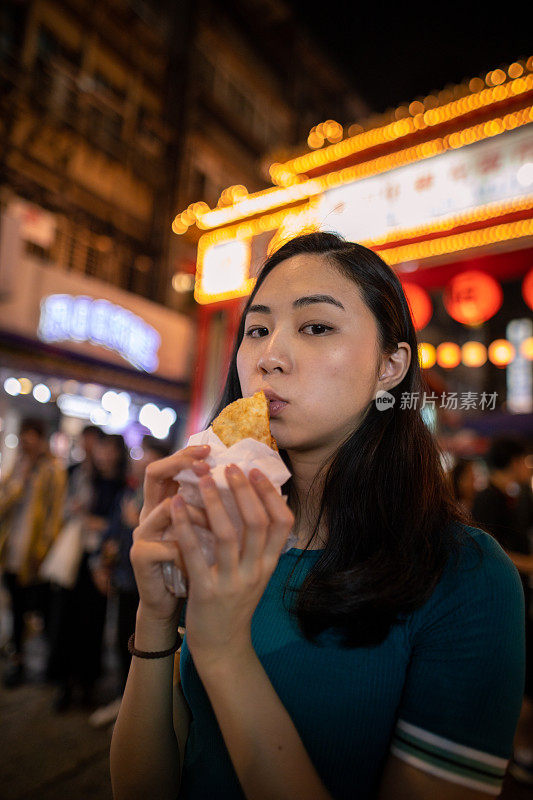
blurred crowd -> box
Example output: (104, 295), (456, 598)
(0, 419), (169, 726)
(0, 419), (532, 767)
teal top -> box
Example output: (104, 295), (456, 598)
(177, 525), (525, 799)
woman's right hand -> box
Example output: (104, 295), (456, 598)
(130, 445), (212, 624)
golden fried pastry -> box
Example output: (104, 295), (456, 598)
(212, 390), (278, 450)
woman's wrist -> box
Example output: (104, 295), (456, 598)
(134, 601), (184, 651)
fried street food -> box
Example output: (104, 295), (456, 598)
(212, 390), (278, 451)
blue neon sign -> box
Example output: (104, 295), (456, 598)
(38, 294), (161, 373)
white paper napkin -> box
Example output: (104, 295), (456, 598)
(161, 427), (296, 596)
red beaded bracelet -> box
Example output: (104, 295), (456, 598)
(127, 632), (182, 659)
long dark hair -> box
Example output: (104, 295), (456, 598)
(208, 232), (479, 648)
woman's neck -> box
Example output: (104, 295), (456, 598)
(286, 448), (330, 549)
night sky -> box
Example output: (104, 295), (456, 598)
(290, 3), (531, 114)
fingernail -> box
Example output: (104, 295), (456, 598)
(172, 495), (185, 510)
(199, 475), (216, 489)
(193, 460), (209, 468)
(194, 445), (209, 452)
(226, 463), (240, 476)
(250, 469), (266, 483)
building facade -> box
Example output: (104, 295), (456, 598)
(0, 0), (365, 463)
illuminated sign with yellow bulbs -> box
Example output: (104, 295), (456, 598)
(310, 125), (532, 244)
(195, 238), (254, 304)
(194, 124), (533, 302)
(179, 55), (533, 305)
(274, 71), (533, 182)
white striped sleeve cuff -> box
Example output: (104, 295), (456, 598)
(390, 719), (509, 796)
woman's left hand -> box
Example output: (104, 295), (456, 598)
(170, 464), (294, 673)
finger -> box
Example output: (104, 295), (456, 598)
(142, 446), (211, 519)
(197, 476), (240, 575)
(170, 496), (212, 591)
(130, 538), (185, 572)
(134, 497), (173, 542)
(225, 465), (269, 570)
(249, 470), (295, 561)
(184, 504), (210, 529)
(192, 460), (211, 476)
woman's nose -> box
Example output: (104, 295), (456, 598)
(259, 359), (284, 374)
(257, 335), (292, 374)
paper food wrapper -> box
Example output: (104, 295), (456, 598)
(161, 427), (296, 597)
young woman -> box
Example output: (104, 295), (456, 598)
(111, 233), (524, 800)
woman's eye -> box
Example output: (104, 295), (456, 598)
(301, 324), (333, 335)
(245, 324), (333, 337)
(245, 327), (268, 338)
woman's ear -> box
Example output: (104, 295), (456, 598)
(378, 342), (411, 391)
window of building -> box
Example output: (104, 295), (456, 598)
(136, 106), (163, 156)
(189, 166), (207, 201)
(87, 105), (123, 151)
(225, 81), (254, 128)
(66, 232), (77, 271)
(0, 2), (25, 59)
(93, 70), (126, 105)
(36, 26), (81, 71)
(24, 240), (50, 262)
(196, 50), (215, 92)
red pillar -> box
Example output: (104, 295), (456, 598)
(186, 297), (245, 437)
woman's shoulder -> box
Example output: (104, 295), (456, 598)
(447, 520), (518, 576)
(408, 521), (524, 634)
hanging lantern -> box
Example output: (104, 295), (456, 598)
(488, 339), (515, 367)
(418, 342), (436, 369)
(444, 271), (503, 325)
(522, 268), (533, 311)
(461, 341), (487, 367)
(521, 337), (533, 360)
(437, 342), (461, 368)
(402, 282), (433, 331)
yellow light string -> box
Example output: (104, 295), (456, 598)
(273, 72), (533, 179)
(377, 218), (533, 267)
(194, 217), (533, 304)
(365, 195), (533, 250)
(177, 106), (533, 232)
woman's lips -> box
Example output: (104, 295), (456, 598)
(269, 399), (288, 417)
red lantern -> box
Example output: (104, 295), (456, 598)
(402, 282), (433, 330)
(522, 268), (533, 311)
(444, 271), (502, 326)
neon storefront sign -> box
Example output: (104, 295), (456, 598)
(38, 294), (161, 372)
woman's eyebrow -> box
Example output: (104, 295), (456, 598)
(247, 294), (345, 315)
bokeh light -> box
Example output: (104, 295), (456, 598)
(461, 341), (487, 367)
(418, 342), (436, 369)
(488, 339), (515, 366)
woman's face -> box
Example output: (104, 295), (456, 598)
(237, 254), (387, 454)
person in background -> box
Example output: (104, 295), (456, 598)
(0, 418), (66, 687)
(449, 457), (476, 514)
(472, 437), (533, 785)
(66, 425), (102, 500)
(46, 425), (103, 686)
(49, 432), (128, 711)
(89, 436), (171, 727)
